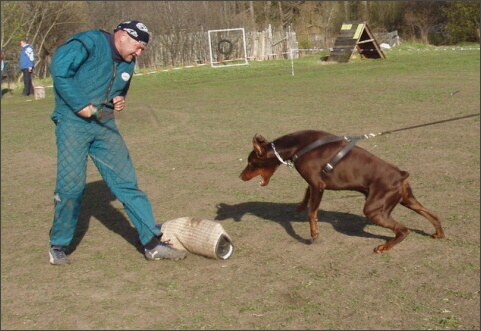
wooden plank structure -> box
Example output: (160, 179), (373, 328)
(328, 21), (385, 63)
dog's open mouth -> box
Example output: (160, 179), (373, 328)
(260, 175), (271, 186)
(258, 168), (277, 186)
(240, 167), (274, 186)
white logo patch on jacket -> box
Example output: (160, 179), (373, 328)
(121, 72), (131, 81)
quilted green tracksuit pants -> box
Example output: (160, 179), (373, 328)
(49, 117), (161, 247)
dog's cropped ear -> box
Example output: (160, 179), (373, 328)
(253, 134), (268, 157)
(253, 134), (269, 144)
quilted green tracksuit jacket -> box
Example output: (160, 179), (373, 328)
(50, 30), (134, 123)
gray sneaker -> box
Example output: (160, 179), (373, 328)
(49, 246), (71, 265)
(144, 242), (187, 261)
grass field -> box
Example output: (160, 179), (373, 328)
(1, 43), (480, 330)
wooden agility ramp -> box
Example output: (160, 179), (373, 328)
(328, 21), (385, 63)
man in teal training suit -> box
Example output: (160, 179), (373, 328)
(48, 20), (187, 265)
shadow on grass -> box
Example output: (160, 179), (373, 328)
(1, 87), (13, 97)
(67, 180), (433, 253)
(214, 201), (432, 245)
(69, 180), (143, 255)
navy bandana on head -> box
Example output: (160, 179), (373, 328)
(114, 20), (150, 46)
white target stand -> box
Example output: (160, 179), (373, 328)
(207, 28), (248, 68)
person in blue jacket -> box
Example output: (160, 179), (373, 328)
(48, 20), (187, 265)
(19, 40), (35, 96)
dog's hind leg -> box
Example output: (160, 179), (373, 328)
(363, 188), (410, 253)
(307, 184), (324, 241)
(399, 179), (445, 239)
(297, 187), (310, 212)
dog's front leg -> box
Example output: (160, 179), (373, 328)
(308, 185), (324, 241)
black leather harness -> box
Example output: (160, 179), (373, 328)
(269, 114), (481, 176)
(271, 134), (374, 176)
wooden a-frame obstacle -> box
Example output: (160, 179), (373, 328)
(327, 21), (385, 63)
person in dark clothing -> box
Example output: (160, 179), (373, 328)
(19, 40), (35, 96)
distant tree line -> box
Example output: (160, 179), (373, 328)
(1, 1), (479, 79)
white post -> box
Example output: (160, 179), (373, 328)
(290, 50), (294, 76)
(207, 31), (214, 66)
(289, 26), (295, 76)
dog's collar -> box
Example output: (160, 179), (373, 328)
(271, 142), (294, 167)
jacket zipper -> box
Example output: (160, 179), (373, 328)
(100, 63), (117, 111)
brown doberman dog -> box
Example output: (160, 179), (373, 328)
(239, 130), (445, 253)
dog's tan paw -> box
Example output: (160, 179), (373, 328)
(431, 232), (445, 239)
(374, 244), (388, 253)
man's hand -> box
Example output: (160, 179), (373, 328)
(112, 96), (125, 111)
(77, 105), (98, 118)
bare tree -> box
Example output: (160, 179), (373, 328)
(29, 2), (89, 78)
(1, 2), (29, 50)
(277, 1), (304, 30)
(295, 2), (342, 49)
(2, 0), (467, 74)
(1, 1), (89, 79)
(402, 2), (444, 44)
